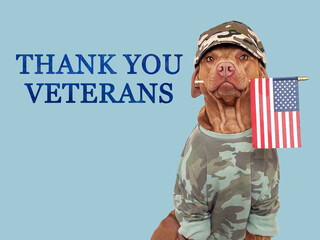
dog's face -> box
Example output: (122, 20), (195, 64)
(192, 44), (267, 104)
(192, 44), (268, 133)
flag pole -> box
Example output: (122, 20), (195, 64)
(195, 77), (309, 84)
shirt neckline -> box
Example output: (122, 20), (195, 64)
(199, 124), (252, 139)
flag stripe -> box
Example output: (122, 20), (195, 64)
(255, 79), (261, 148)
(250, 80), (257, 148)
(297, 111), (301, 147)
(259, 79), (265, 148)
(282, 112), (287, 148)
(289, 112), (294, 148)
(278, 112), (283, 148)
(274, 111), (279, 148)
(285, 111), (291, 148)
(293, 111), (298, 148)
(269, 79), (276, 148)
(262, 78), (268, 148)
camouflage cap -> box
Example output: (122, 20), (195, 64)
(194, 21), (266, 68)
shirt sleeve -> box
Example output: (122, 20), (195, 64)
(173, 145), (211, 240)
(247, 150), (280, 237)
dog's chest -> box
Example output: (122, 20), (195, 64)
(186, 125), (279, 204)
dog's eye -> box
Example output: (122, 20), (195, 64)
(240, 54), (248, 60)
(206, 56), (214, 62)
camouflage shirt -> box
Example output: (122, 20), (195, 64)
(174, 125), (280, 240)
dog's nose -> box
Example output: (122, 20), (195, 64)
(216, 62), (235, 77)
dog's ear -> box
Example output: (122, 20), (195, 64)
(191, 66), (202, 98)
(258, 63), (268, 78)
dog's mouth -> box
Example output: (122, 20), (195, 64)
(217, 82), (237, 95)
(208, 79), (248, 104)
(211, 80), (246, 94)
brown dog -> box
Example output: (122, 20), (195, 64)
(152, 21), (280, 240)
(151, 44), (270, 240)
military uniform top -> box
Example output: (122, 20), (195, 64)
(174, 125), (280, 240)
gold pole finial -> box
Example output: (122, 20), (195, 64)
(298, 76), (309, 81)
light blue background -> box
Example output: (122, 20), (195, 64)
(1, 0), (319, 239)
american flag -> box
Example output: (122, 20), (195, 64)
(250, 77), (301, 149)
